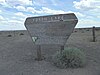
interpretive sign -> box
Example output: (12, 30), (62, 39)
(25, 13), (78, 60)
(25, 13), (78, 45)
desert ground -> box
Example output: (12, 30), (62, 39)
(0, 28), (100, 75)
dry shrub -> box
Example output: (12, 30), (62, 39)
(52, 47), (86, 68)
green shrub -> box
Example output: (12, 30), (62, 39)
(52, 47), (86, 68)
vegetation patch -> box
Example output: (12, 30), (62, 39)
(20, 33), (24, 35)
(52, 47), (86, 68)
(7, 35), (12, 37)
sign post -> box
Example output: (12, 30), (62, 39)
(92, 26), (96, 42)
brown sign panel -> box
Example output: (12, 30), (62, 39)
(24, 13), (78, 45)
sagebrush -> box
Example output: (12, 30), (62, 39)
(52, 47), (86, 68)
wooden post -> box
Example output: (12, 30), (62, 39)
(92, 26), (96, 42)
(60, 45), (64, 54)
(36, 45), (42, 61)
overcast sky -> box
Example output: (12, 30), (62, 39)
(0, 0), (100, 30)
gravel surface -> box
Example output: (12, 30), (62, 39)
(0, 29), (100, 75)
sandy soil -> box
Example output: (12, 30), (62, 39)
(0, 29), (100, 75)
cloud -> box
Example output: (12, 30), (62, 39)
(51, 0), (57, 6)
(29, 7), (66, 14)
(41, 7), (66, 14)
(0, 15), (5, 20)
(15, 6), (39, 14)
(26, 7), (36, 13)
(75, 12), (85, 17)
(67, 11), (85, 18)
(76, 19), (100, 28)
(97, 15), (100, 18)
(0, 0), (32, 7)
(0, 20), (26, 30)
(73, 0), (100, 11)
(14, 12), (26, 17)
(15, 6), (67, 14)
(7, 0), (32, 6)
(14, 6), (25, 11)
(33, 0), (49, 6)
(13, 12), (34, 22)
(0, 16), (24, 25)
(0, 0), (11, 7)
(33, 0), (65, 7)
(0, 0), (5, 3)
(0, 10), (2, 13)
(15, 6), (85, 18)
(15, 6), (36, 13)
(35, 7), (85, 17)
(0, 17), (26, 30)
(8, 20), (22, 24)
